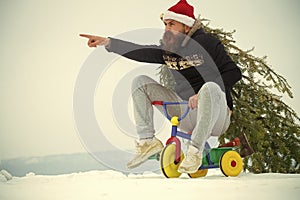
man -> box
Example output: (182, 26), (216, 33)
(80, 0), (243, 173)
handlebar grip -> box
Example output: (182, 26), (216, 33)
(152, 101), (163, 105)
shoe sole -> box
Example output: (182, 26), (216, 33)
(127, 145), (163, 169)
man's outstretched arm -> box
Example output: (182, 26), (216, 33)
(80, 34), (164, 64)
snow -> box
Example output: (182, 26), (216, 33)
(0, 169), (299, 200)
(0, 170), (12, 181)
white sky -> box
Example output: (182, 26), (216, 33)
(0, 0), (299, 160)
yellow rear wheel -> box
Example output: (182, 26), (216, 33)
(188, 169), (208, 178)
(160, 144), (184, 178)
(220, 150), (243, 177)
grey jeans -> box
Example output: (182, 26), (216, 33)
(131, 75), (231, 153)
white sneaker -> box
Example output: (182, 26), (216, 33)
(178, 145), (202, 173)
(127, 137), (164, 169)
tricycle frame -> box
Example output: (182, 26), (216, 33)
(152, 101), (235, 171)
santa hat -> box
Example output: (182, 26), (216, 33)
(163, 0), (195, 27)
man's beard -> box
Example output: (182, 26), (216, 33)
(161, 30), (186, 54)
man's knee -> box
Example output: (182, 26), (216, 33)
(132, 75), (149, 86)
(131, 75), (161, 94)
(198, 82), (221, 96)
(132, 75), (153, 89)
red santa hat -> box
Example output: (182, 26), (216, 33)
(163, 0), (196, 27)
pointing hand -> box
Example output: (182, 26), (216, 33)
(79, 34), (110, 48)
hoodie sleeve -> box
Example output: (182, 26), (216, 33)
(105, 38), (165, 64)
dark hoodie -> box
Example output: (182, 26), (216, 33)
(106, 29), (242, 110)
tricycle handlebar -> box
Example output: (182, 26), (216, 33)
(152, 101), (190, 121)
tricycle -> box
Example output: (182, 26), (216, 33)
(150, 101), (243, 178)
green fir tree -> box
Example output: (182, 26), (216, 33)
(158, 18), (300, 173)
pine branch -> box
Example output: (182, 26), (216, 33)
(202, 19), (300, 173)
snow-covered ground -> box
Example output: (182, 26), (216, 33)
(1, 169), (299, 200)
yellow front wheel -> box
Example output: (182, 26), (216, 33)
(220, 150), (243, 177)
(160, 144), (184, 178)
(188, 169), (208, 178)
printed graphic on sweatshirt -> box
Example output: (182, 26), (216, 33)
(163, 54), (204, 70)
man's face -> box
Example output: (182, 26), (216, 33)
(163, 19), (189, 34)
(162, 19), (190, 53)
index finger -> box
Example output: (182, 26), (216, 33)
(79, 34), (94, 39)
